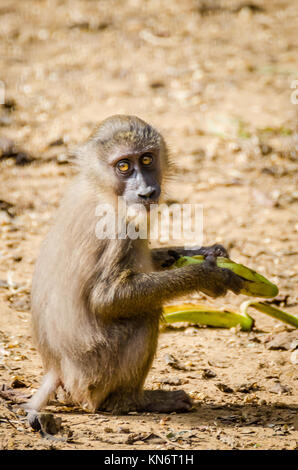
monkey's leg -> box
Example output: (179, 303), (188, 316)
(25, 370), (61, 430)
(27, 370), (60, 412)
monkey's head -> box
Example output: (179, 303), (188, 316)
(75, 115), (170, 210)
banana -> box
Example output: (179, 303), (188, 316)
(173, 255), (278, 298)
(241, 300), (298, 328)
(163, 303), (254, 331)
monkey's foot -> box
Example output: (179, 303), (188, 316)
(27, 410), (62, 435)
(99, 392), (141, 415)
(141, 390), (193, 413)
(98, 389), (192, 414)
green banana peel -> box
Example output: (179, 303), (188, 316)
(173, 255), (279, 298)
(163, 254), (298, 331)
(163, 303), (254, 331)
(241, 300), (298, 329)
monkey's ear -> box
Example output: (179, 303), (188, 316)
(71, 142), (89, 162)
(66, 149), (77, 164)
(70, 141), (100, 169)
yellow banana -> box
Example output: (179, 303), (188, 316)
(173, 255), (278, 298)
(241, 300), (298, 328)
(163, 303), (254, 331)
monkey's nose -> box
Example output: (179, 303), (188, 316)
(138, 186), (156, 199)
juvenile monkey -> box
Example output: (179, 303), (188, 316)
(27, 115), (243, 420)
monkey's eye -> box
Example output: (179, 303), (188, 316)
(116, 160), (131, 174)
(140, 153), (153, 166)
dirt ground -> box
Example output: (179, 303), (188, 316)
(0, 0), (297, 450)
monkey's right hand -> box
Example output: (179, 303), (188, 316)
(196, 255), (244, 298)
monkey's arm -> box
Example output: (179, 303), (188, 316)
(89, 257), (243, 319)
(150, 244), (229, 270)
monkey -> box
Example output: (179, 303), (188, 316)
(26, 115), (243, 425)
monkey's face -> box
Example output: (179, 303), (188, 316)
(109, 148), (162, 210)
(79, 116), (168, 210)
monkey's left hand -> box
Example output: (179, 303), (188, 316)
(190, 243), (229, 259)
(168, 243), (229, 263)
(151, 244), (229, 270)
